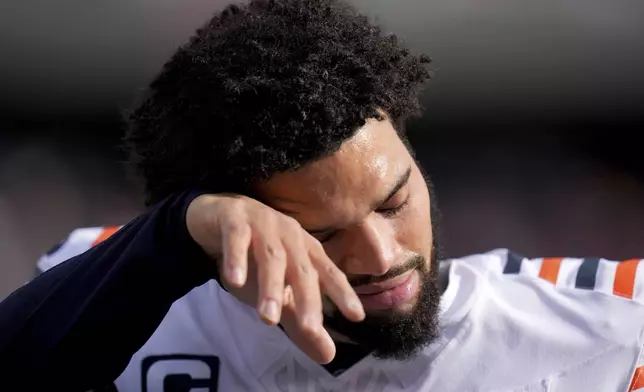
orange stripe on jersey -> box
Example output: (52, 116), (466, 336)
(629, 366), (644, 391)
(614, 259), (640, 299)
(539, 257), (563, 284)
(91, 226), (120, 247)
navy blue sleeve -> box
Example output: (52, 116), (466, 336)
(0, 190), (215, 391)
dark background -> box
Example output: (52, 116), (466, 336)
(1, 0), (643, 298)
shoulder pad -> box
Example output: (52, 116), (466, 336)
(37, 226), (122, 272)
(466, 249), (644, 304)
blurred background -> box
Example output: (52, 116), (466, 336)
(1, 0), (643, 298)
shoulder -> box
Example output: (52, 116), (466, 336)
(439, 250), (644, 391)
(448, 248), (644, 305)
(444, 248), (644, 346)
(443, 249), (644, 345)
(37, 226), (122, 273)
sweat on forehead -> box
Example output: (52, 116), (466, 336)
(255, 118), (411, 214)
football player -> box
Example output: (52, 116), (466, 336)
(1, 0), (643, 391)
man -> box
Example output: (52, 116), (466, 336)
(1, 0), (643, 391)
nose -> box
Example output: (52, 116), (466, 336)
(339, 214), (403, 277)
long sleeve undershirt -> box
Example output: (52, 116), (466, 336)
(0, 191), (213, 391)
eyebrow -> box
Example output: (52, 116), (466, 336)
(306, 165), (413, 235)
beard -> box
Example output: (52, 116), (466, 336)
(323, 177), (445, 361)
(323, 252), (441, 361)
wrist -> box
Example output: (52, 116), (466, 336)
(177, 190), (219, 280)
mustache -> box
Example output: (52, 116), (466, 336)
(348, 254), (425, 287)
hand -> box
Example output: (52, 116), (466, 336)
(186, 194), (365, 363)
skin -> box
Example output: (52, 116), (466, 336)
(186, 116), (434, 363)
(257, 117), (433, 314)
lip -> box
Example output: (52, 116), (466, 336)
(353, 270), (415, 295)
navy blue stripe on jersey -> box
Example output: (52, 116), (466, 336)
(45, 238), (66, 257)
(575, 257), (600, 289)
(503, 251), (524, 274)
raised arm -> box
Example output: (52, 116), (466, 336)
(0, 191), (213, 391)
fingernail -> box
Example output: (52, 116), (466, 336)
(228, 266), (244, 286)
(259, 299), (279, 325)
(349, 300), (365, 318)
(319, 334), (336, 364)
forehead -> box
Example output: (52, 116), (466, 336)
(255, 118), (411, 217)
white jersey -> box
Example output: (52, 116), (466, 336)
(39, 227), (644, 392)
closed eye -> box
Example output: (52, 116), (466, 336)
(313, 198), (409, 242)
(377, 197), (410, 218)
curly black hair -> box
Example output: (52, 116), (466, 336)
(125, 0), (432, 206)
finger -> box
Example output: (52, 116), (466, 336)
(220, 219), (252, 287)
(252, 230), (287, 325)
(280, 299), (336, 364)
(283, 284), (294, 307)
(308, 239), (365, 322)
(284, 237), (324, 337)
